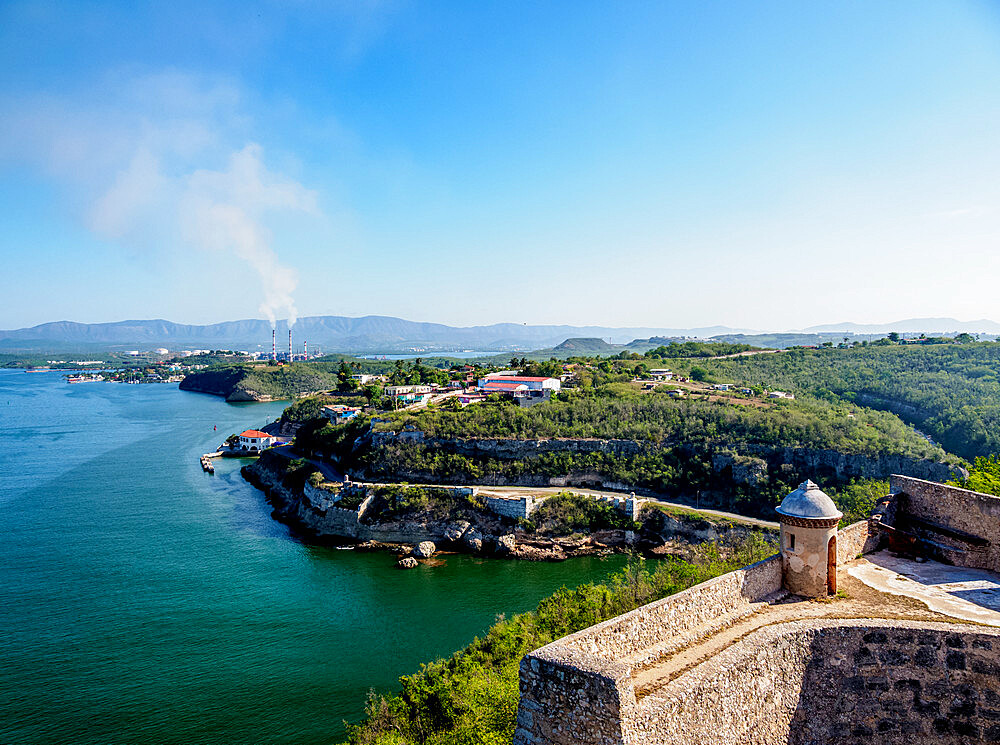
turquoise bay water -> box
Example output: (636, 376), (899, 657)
(0, 371), (625, 744)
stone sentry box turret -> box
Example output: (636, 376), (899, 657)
(776, 479), (842, 597)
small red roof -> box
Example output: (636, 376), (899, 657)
(483, 381), (529, 390)
(239, 429), (273, 438)
(485, 375), (554, 382)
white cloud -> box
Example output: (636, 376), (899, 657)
(0, 69), (316, 326)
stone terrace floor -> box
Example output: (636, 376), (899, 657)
(630, 551), (1000, 701)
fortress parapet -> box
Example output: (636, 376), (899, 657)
(513, 474), (1000, 745)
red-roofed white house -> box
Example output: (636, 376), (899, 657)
(237, 429), (278, 451)
(477, 374), (561, 392)
(481, 381), (530, 392)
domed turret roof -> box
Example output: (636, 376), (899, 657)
(776, 480), (842, 520)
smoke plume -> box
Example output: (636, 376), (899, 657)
(0, 72), (319, 328)
(179, 145), (316, 327)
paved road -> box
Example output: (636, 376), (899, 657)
(267, 444), (346, 482)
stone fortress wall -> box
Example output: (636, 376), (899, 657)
(513, 476), (1000, 745)
(888, 474), (1000, 573)
(515, 555), (784, 745)
(485, 495), (536, 520)
(625, 620), (1000, 745)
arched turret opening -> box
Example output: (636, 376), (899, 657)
(827, 535), (837, 595)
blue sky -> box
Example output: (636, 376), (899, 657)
(3, 1), (1000, 330)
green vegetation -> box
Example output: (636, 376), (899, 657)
(373, 387), (944, 459)
(341, 537), (774, 745)
(279, 393), (367, 423)
(949, 455), (1000, 496)
(366, 485), (483, 522)
(179, 362), (339, 400)
(640, 341), (760, 358)
(689, 343), (1000, 459)
(825, 479), (890, 525)
(527, 493), (635, 536)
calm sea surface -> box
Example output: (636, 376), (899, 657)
(0, 370), (625, 744)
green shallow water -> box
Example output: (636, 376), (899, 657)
(0, 370), (626, 744)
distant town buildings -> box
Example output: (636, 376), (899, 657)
(351, 374), (384, 385)
(322, 404), (362, 424)
(385, 385), (434, 405)
(477, 373), (561, 392)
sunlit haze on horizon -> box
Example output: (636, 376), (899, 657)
(3, 1), (1000, 331)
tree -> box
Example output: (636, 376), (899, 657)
(363, 382), (384, 404)
(690, 366), (709, 382)
(337, 361), (357, 392)
(887, 332), (900, 343)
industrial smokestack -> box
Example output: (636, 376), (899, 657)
(272, 329), (276, 361)
(288, 329), (292, 361)
(304, 340), (307, 360)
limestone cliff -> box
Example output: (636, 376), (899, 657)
(352, 431), (962, 516)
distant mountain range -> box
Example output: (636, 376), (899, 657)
(798, 318), (1000, 335)
(1, 315), (996, 354)
(0, 316), (748, 353)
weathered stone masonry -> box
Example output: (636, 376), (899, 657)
(887, 474), (1000, 572)
(513, 475), (1000, 745)
(514, 555), (784, 745)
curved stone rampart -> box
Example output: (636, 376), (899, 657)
(631, 620), (1000, 745)
(554, 554), (783, 664)
(516, 618), (1000, 745)
(515, 555), (783, 745)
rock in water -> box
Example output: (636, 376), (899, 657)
(496, 533), (517, 555)
(397, 556), (419, 569)
(413, 541), (436, 559)
(463, 529), (483, 553)
(444, 520), (471, 543)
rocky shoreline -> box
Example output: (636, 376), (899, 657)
(241, 451), (774, 566)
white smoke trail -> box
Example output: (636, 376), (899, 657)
(0, 74), (318, 328)
(179, 144), (315, 328)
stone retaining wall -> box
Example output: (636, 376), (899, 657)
(514, 555), (783, 745)
(890, 475), (1000, 572)
(517, 619), (1000, 745)
(557, 554), (782, 663)
(486, 495), (535, 520)
(836, 519), (882, 565)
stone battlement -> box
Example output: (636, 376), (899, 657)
(513, 475), (1000, 745)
